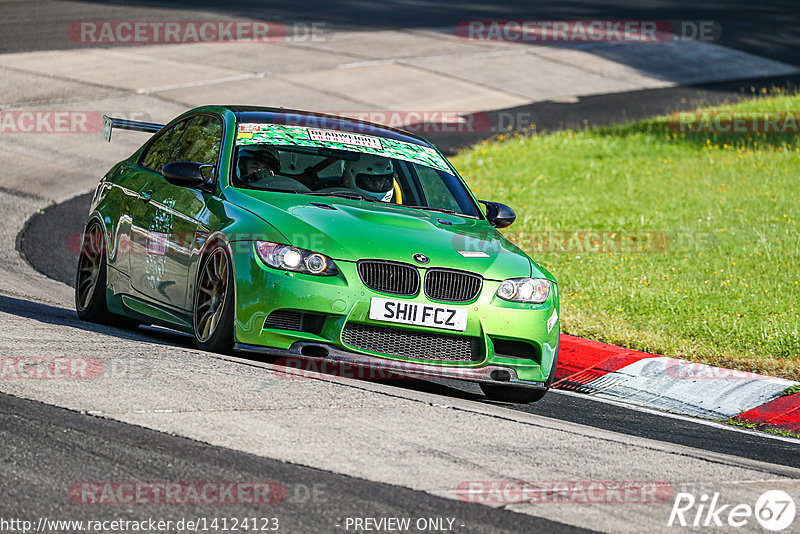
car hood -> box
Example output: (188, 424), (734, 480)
(226, 189), (550, 281)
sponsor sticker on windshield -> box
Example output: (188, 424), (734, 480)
(236, 123), (450, 172)
(307, 128), (382, 149)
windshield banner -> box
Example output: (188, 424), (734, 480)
(236, 123), (450, 172)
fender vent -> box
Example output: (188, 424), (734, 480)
(264, 310), (325, 335)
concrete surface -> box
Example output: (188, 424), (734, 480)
(580, 357), (797, 419)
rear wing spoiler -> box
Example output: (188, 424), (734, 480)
(103, 115), (164, 142)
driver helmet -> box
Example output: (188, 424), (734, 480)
(237, 146), (280, 180)
(342, 155), (394, 202)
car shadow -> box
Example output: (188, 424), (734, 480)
(0, 294), (193, 349)
(337, 375), (486, 402)
(0, 293), (496, 402)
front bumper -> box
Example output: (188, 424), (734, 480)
(235, 341), (549, 389)
(231, 250), (559, 383)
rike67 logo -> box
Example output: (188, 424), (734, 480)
(668, 490), (795, 531)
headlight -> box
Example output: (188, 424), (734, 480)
(255, 241), (338, 275)
(496, 278), (551, 303)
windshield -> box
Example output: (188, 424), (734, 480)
(232, 123), (480, 217)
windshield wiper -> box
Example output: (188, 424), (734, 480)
(256, 187), (299, 193)
(305, 191), (377, 202)
(400, 205), (457, 215)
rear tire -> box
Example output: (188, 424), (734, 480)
(75, 221), (139, 329)
(193, 246), (235, 353)
(75, 221), (108, 322)
(480, 384), (548, 403)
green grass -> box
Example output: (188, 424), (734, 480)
(780, 385), (800, 396)
(451, 91), (800, 380)
(725, 419), (800, 439)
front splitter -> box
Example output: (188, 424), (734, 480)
(234, 341), (547, 390)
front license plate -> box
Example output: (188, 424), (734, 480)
(368, 297), (468, 332)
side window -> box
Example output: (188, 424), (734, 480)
(169, 115), (223, 167)
(415, 165), (464, 212)
(140, 120), (189, 172)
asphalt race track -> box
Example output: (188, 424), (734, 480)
(1, 392), (591, 533)
(1, 0), (799, 66)
(4, 1), (800, 533)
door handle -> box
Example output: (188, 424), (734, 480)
(141, 190), (153, 203)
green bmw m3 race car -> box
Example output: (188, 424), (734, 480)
(76, 106), (559, 403)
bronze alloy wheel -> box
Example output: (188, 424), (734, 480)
(194, 248), (231, 342)
(75, 222), (104, 312)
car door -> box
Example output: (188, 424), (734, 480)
(117, 119), (190, 281)
(130, 114), (223, 311)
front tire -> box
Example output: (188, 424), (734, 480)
(480, 384), (548, 403)
(193, 246), (235, 352)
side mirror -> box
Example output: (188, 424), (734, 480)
(161, 161), (213, 189)
(479, 200), (516, 228)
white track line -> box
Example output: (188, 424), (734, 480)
(551, 388), (800, 444)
